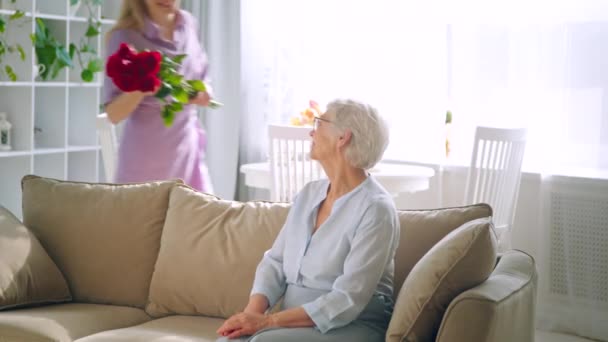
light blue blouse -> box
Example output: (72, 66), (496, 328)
(250, 176), (400, 333)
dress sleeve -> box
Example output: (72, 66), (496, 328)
(301, 199), (400, 333)
(102, 30), (125, 108)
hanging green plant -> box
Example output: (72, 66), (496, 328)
(30, 18), (73, 80)
(30, 0), (104, 82)
(69, 0), (103, 82)
(0, 0), (27, 81)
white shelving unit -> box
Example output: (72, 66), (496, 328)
(0, 0), (120, 217)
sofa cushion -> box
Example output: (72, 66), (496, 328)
(0, 206), (71, 310)
(394, 203), (493, 296)
(21, 175), (181, 308)
(76, 315), (224, 341)
(145, 185), (290, 319)
(0, 303), (151, 342)
(386, 217), (497, 342)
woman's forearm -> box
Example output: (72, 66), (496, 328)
(244, 294), (270, 314)
(268, 307), (315, 328)
(105, 91), (147, 124)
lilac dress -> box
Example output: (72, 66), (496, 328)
(103, 10), (210, 191)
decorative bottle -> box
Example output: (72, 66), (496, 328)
(445, 110), (452, 158)
(0, 112), (12, 151)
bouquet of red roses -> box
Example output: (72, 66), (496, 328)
(106, 43), (221, 126)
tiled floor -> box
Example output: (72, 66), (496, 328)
(536, 330), (598, 342)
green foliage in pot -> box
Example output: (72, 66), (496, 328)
(31, 18), (73, 80)
(31, 0), (104, 82)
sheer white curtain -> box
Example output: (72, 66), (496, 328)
(450, 17), (608, 339)
(242, 0), (448, 165)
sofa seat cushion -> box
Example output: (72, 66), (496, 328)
(75, 315), (224, 341)
(21, 176), (181, 308)
(0, 303), (151, 342)
(145, 185), (290, 319)
(0, 206), (71, 310)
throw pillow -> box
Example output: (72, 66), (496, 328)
(0, 206), (71, 310)
(21, 175), (181, 308)
(145, 185), (290, 319)
(394, 203), (493, 297)
(386, 217), (497, 342)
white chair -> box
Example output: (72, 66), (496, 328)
(268, 125), (324, 202)
(96, 113), (118, 182)
(464, 126), (527, 251)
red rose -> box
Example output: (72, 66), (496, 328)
(106, 54), (126, 78)
(135, 51), (162, 76)
(140, 75), (161, 92)
(113, 73), (141, 92)
(117, 43), (136, 60)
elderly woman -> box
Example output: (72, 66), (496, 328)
(216, 99), (400, 341)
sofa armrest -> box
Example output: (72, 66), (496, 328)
(435, 250), (537, 342)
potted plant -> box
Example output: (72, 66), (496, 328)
(31, 0), (103, 82)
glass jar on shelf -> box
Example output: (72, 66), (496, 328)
(0, 112), (12, 151)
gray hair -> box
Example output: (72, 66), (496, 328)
(327, 99), (389, 170)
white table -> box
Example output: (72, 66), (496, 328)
(240, 162), (435, 196)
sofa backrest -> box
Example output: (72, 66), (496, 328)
(143, 186), (491, 318)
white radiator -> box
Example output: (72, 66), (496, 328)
(538, 176), (608, 341)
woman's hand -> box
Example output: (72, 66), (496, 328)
(216, 312), (273, 339)
(189, 91), (211, 107)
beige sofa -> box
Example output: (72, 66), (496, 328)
(0, 176), (537, 342)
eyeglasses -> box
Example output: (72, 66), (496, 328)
(313, 116), (334, 131)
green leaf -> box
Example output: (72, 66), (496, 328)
(172, 54), (187, 65)
(35, 45), (56, 79)
(81, 69), (93, 82)
(5, 65), (17, 81)
(55, 46), (73, 67)
(155, 83), (172, 98)
(85, 24), (100, 38)
(169, 101), (183, 113)
(9, 10), (25, 20)
(69, 43), (76, 59)
(187, 80), (207, 92)
(16, 44), (25, 61)
(87, 58), (103, 73)
(172, 87), (189, 104)
(29, 33), (36, 45)
(70, 0), (79, 6)
(164, 73), (183, 86)
(162, 106), (174, 127)
(35, 19), (47, 42)
(50, 60), (63, 79)
(0, 18), (6, 33)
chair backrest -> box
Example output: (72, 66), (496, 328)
(268, 125), (325, 202)
(464, 126), (527, 241)
(96, 113), (118, 182)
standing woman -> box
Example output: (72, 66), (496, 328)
(104, 0), (214, 192)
